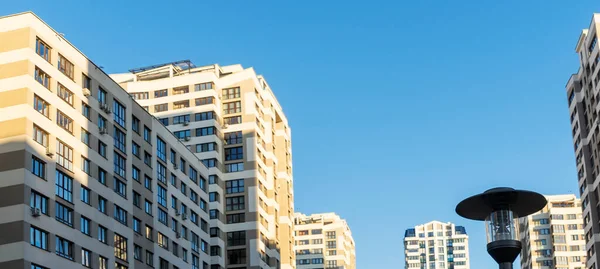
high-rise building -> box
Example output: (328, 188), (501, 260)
(519, 194), (586, 269)
(404, 221), (470, 269)
(111, 60), (295, 269)
(0, 11), (229, 269)
(293, 213), (356, 269)
(565, 13), (600, 269)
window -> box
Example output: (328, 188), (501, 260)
(114, 205), (127, 225)
(227, 213), (245, 224)
(56, 236), (74, 260)
(144, 126), (151, 143)
(224, 131), (243, 145)
(82, 249), (91, 267)
(99, 256), (108, 269)
(191, 232), (200, 252)
(225, 147), (244, 160)
(114, 128), (126, 153)
(223, 101), (242, 114)
(189, 167), (198, 183)
(32, 264), (48, 269)
(55, 170), (73, 202)
(98, 141), (107, 158)
(33, 125), (49, 147)
(197, 142), (217, 152)
(57, 83), (74, 105)
(210, 227), (220, 238)
(158, 185), (167, 207)
(223, 87), (240, 100)
(181, 226), (188, 240)
(132, 92), (149, 100)
(98, 168), (107, 185)
(81, 186), (90, 204)
(181, 182), (187, 195)
(227, 249), (247, 264)
(145, 200), (153, 215)
(155, 89), (168, 98)
(57, 110), (73, 133)
(132, 142), (140, 157)
(36, 38), (51, 61)
(171, 195), (178, 210)
(81, 129), (90, 146)
(56, 140), (73, 170)
(146, 225), (153, 241)
(35, 67), (50, 88)
(201, 240), (208, 253)
(82, 157), (91, 174)
(201, 158), (217, 168)
(58, 54), (74, 80)
(157, 137), (166, 161)
(30, 226), (48, 250)
(196, 127), (216, 136)
(201, 219), (208, 232)
(200, 199), (207, 212)
(174, 130), (191, 139)
(82, 74), (91, 89)
(191, 211), (199, 225)
(113, 100), (126, 127)
(134, 245), (142, 261)
(133, 217), (141, 234)
(98, 115), (106, 129)
(32, 156), (46, 179)
(224, 116), (242, 125)
(227, 231), (246, 246)
(172, 218), (179, 233)
(180, 158), (187, 173)
(195, 97), (214, 106)
(81, 216), (90, 235)
(30, 191), (48, 214)
(195, 111), (215, 121)
(144, 152), (152, 167)
(98, 87), (106, 105)
(114, 233), (128, 261)
(156, 163), (167, 184)
(326, 240), (337, 249)
(34, 95), (49, 117)
(160, 258), (169, 269)
(158, 208), (168, 225)
(195, 82), (213, 91)
(114, 152), (126, 178)
(210, 209), (219, 219)
(173, 86), (190, 95)
(145, 176), (152, 191)
(225, 162), (244, 173)
(155, 103), (168, 112)
(132, 117), (140, 133)
(191, 191), (199, 203)
(98, 196), (107, 214)
(158, 233), (169, 249)
(171, 174), (177, 186)
(146, 250), (154, 266)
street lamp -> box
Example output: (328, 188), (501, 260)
(455, 187), (547, 269)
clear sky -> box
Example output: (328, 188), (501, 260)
(4, 0), (599, 268)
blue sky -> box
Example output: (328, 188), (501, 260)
(4, 0), (599, 268)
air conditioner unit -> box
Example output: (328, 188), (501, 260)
(31, 207), (41, 217)
(181, 213), (187, 220)
(183, 121), (190, 126)
(175, 211), (181, 216)
(176, 233), (181, 239)
(184, 137), (191, 141)
(173, 163), (178, 170)
(102, 104), (111, 114)
(83, 88), (91, 97)
(45, 148), (54, 157)
(99, 127), (108, 135)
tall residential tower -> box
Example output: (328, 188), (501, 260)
(565, 13), (600, 269)
(519, 195), (586, 269)
(404, 221), (470, 269)
(293, 213), (356, 269)
(0, 12), (225, 269)
(112, 61), (295, 269)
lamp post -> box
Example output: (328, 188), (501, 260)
(455, 187), (547, 269)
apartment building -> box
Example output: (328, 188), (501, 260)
(519, 195), (586, 269)
(404, 221), (470, 269)
(111, 58), (295, 269)
(565, 13), (600, 269)
(0, 12), (225, 269)
(293, 213), (355, 269)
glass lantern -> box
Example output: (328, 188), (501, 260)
(485, 209), (519, 243)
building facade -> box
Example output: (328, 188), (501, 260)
(565, 13), (600, 269)
(111, 59), (295, 269)
(293, 213), (355, 269)
(404, 221), (470, 269)
(0, 12), (228, 269)
(519, 195), (586, 269)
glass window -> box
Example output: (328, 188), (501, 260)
(81, 129), (90, 146)
(132, 142), (140, 157)
(224, 131), (243, 145)
(98, 141), (107, 158)
(30, 191), (48, 214)
(98, 168), (107, 185)
(225, 162), (244, 173)
(157, 162), (167, 184)
(98, 87), (107, 105)
(195, 97), (214, 106)
(81, 186), (90, 204)
(114, 233), (128, 261)
(145, 200), (153, 215)
(226, 196), (245, 211)
(57, 110), (73, 133)
(32, 156), (46, 179)
(195, 111), (215, 121)
(224, 116), (242, 125)
(58, 54), (74, 80)
(82, 248), (91, 267)
(225, 146), (244, 160)
(114, 128), (126, 153)
(226, 179), (244, 194)
(113, 100), (126, 128)
(56, 140), (73, 170)
(114, 152), (126, 178)
(57, 83), (74, 105)
(99, 256), (108, 269)
(194, 82), (213, 91)
(132, 117), (140, 133)
(223, 101), (242, 114)
(157, 137), (166, 161)
(55, 170), (73, 202)
(146, 250), (154, 266)
(158, 185), (167, 207)
(56, 236), (74, 260)
(114, 178), (127, 198)
(98, 196), (107, 214)
(33, 125), (48, 147)
(36, 38), (51, 61)
(144, 126), (151, 143)
(34, 67), (50, 88)
(81, 216), (90, 235)
(133, 218), (141, 234)
(196, 127), (216, 136)
(34, 95), (49, 117)
(30, 226), (48, 250)
(82, 102), (91, 120)
(82, 74), (91, 89)
(222, 87), (241, 100)
(114, 205), (128, 225)
(82, 157), (91, 174)
(155, 103), (168, 112)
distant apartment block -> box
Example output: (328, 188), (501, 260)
(519, 195), (586, 269)
(293, 213), (356, 269)
(404, 221), (470, 269)
(565, 13), (600, 269)
(111, 59), (295, 268)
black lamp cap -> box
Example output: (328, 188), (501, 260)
(456, 187), (547, 220)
